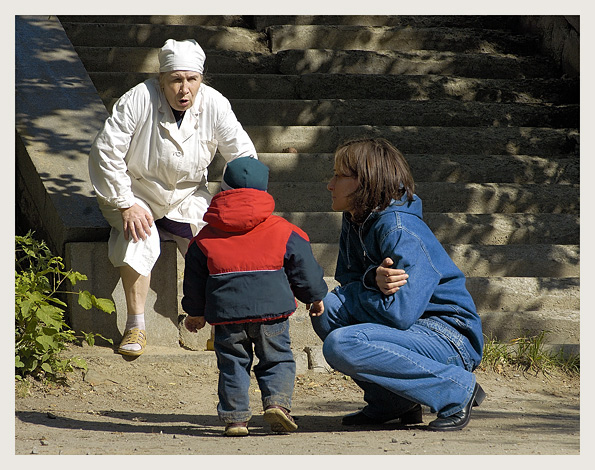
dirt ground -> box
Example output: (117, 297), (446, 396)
(13, 343), (581, 459)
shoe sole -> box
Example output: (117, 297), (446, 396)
(224, 428), (249, 437)
(264, 408), (298, 432)
(224, 424), (249, 437)
(118, 348), (145, 357)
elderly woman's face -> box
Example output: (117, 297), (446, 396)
(161, 71), (202, 111)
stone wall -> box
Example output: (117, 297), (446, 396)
(517, 15), (579, 78)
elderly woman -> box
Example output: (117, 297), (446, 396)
(89, 39), (257, 356)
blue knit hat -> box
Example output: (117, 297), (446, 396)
(221, 157), (269, 191)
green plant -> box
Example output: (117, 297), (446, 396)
(481, 331), (580, 376)
(15, 231), (114, 381)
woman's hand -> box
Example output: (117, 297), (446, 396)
(306, 300), (325, 317)
(184, 315), (206, 332)
(119, 204), (154, 242)
(376, 258), (408, 295)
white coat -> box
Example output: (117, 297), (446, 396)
(89, 78), (257, 275)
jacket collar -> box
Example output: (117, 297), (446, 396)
(157, 82), (203, 144)
(204, 188), (275, 233)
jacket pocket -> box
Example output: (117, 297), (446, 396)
(262, 319), (289, 338)
(179, 139), (218, 183)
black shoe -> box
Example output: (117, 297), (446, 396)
(342, 403), (422, 426)
(428, 383), (486, 432)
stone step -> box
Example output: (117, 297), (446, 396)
(59, 15), (251, 27)
(61, 22), (268, 52)
(90, 72), (579, 104)
(98, 97), (577, 129)
(61, 21), (539, 57)
(228, 99), (578, 128)
(478, 309), (579, 344)
(309, 243), (579, 278)
(58, 14), (523, 30)
(268, 25), (539, 55)
(207, 153), (579, 185)
(208, 181), (578, 214)
(275, 49), (558, 79)
(251, 15), (521, 30)
(466, 277), (580, 312)
(241, 125), (578, 156)
(75, 46), (558, 79)
(316, 276), (580, 312)
(75, 46), (278, 74)
(274, 212), (579, 245)
(175, 272), (580, 348)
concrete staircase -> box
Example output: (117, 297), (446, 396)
(25, 15), (580, 353)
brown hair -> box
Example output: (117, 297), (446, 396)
(334, 137), (415, 224)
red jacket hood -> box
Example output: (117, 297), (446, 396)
(203, 188), (275, 233)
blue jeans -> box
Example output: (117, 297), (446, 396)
(311, 289), (477, 418)
(214, 318), (295, 423)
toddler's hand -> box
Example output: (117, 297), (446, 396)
(307, 300), (325, 317)
(184, 315), (206, 332)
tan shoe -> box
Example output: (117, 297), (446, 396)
(118, 328), (146, 357)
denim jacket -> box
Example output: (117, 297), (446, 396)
(334, 194), (484, 366)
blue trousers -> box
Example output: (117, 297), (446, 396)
(214, 318), (295, 423)
(311, 289), (478, 418)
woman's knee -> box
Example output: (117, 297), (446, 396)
(322, 327), (357, 373)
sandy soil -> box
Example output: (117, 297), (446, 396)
(14, 344), (580, 458)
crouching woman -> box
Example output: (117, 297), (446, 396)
(310, 137), (485, 431)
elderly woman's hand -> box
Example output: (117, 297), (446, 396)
(119, 204), (154, 242)
(376, 258), (408, 295)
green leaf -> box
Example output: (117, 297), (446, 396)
(78, 290), (93, 310)
(36, 334), (58, 351)
(36, 304), (64, 329)
(92, 296), (115, 314)
(65, 270), (87, 285)
(70, 357), (88, 371)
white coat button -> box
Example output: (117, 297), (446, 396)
(174, 151), (182, 157)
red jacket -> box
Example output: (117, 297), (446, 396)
(182, 188), (328, 325)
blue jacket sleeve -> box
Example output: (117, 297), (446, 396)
(284, 231), (328, 304)
(350, 228), (441, 330)
(181, 241), (209, 317)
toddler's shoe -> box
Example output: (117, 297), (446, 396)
(224, 421), (249, 437)
(264, 405), (298, 432)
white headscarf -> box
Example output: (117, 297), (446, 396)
(158, 39), (206, 74)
